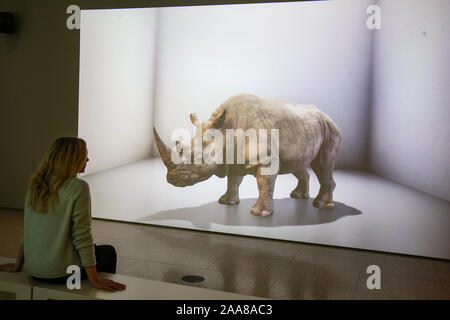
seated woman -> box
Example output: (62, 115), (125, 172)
(0, 137), (126, 292)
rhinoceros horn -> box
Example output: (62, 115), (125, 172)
(153, 127), (176, 170)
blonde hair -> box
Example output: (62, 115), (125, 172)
(27, 137), (87, 213)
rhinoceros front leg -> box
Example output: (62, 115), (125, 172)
(290, 168), (310, 199)
(219, 174), (243, 205)
(251, 167), (277, 217)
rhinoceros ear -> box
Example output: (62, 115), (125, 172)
(190, 113), (200, 126)
(175, 140), (184, 156)
(209, 107), (226, 129)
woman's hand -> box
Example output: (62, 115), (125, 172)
(0, 263), (22, 272)
(91, 278), (126, 292)
(85, 264), (126, 292)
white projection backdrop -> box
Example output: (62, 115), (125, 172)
(78, 1), (450, 259)
(79, 0), (374, 175)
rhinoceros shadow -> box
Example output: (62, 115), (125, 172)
(137, 198), (362, 229)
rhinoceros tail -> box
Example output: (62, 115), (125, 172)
(324, 117), (342, 161)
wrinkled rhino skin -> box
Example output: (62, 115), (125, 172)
(154, 93), (342, 217)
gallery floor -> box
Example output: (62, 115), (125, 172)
(82, 158), (449, 260)
(0, 207), (449, 299)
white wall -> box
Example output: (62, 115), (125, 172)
(152, 0), (375, 169)
(78, 8), (158, 175)
(370, 0), (450, 201)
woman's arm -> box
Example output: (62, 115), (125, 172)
(0, 243), (24, 272)
(14, 243), (24, 271)
(71, 182), (125, 292)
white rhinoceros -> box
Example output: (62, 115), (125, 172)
(153, 93), (342, 216)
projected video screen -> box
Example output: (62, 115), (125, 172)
(78, 0), (450, 259)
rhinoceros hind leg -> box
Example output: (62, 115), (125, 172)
(218, 174), (243, 205)
(310, 144), (338, 209)
(290, 168), (310, 199)
(251, 167), (276, 216)
(311, 164), (336, 209)
(219, 195), (240, 205)
(313, 195), (335, 209)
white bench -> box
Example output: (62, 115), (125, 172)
(0, 257), (35, 300)
(32, 272), (266, 300)
(0, 256), (265, 300)
(32, 272), (265, 300)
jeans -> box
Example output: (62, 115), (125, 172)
(32, 244), (117, 284)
